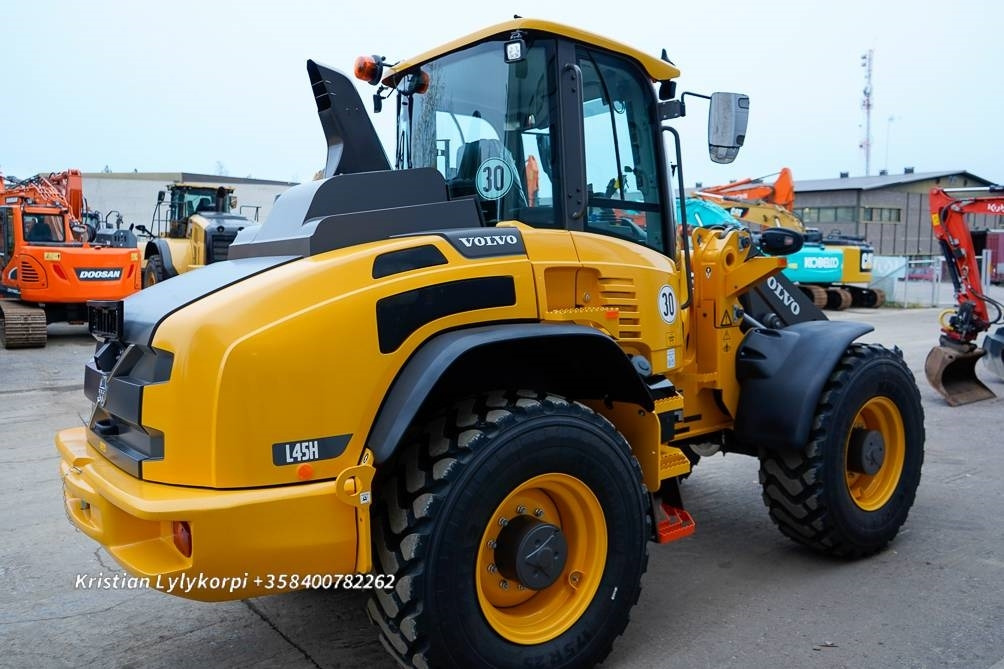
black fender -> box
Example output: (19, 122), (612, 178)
(733, 320), (874, 451)
(144, 239), (179, 278)
(366, 323), (654, 464)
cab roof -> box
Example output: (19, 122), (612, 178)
(171, 183), (236, 191)
(385, 18), (681, 83)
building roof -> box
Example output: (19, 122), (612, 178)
(82, 171), (297, 187)
(794, 170), (994, 193)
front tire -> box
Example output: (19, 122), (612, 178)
(142, 254), (166, 288)
(368, 391), (649, 668)
(758, 344), (924, 557)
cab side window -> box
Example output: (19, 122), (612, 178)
(577, 48), (664, 251)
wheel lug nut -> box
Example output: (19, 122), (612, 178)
(498, 517), (508, 527)
(488, 563), (497, 574)
(517, 583), (526, 591)
(488, 539), (497, 550)
(499, 579), (509, 590)
(533, 508), (544, 517)
(516, 505), (526, 514)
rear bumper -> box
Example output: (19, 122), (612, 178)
(57, 427), (363, 601)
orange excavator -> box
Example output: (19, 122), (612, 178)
(924, 186), (1004, 405)
(0, 170), (142, 348)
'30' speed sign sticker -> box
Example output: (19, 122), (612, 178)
(658, 285), (678, 324)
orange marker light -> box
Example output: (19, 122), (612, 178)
(297, 463), (314, 481)
(354, 55), (383, 85)
(414, 71), (430, 95)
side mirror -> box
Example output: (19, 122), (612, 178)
(759, 228), (803, 256)
(229, 195), (238, 210)
(157, 190), (166, 203)
(708, 92), (750, 164)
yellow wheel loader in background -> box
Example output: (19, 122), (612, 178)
(57, 19), (925, 669)
(135, 183), (254, 286)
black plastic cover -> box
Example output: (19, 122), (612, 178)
(733, 320), (873, 451)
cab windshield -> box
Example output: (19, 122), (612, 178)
(397, 38), (561, 228)
(170, 188), (229, 220)
(22, 212), (67, 243)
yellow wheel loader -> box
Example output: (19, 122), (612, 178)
(135, 183), (253, 286)
(57, 19), (925, 669)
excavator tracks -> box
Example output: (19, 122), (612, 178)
(0, 300), (48, 349)
(800, 284), (828, 308)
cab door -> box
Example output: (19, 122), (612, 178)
(564, 44), (684, 377)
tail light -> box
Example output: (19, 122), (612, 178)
(172, 521), (192, 557)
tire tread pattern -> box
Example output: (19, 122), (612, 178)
(758, 344), (924, 558)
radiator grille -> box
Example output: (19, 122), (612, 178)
(19, 261), (41, 283)
(208, 231), (238, 263)
(598, 277), (640, 339)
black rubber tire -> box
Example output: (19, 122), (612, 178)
(758, 344), (925, 558)
(367, 390), (649, 669)
(142, 254), (166, 288)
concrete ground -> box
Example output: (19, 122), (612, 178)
(1, 301), (1002, 669)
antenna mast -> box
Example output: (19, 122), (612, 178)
(860, 49), (874, 176)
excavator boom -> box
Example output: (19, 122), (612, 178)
(924, 186), (1004, 405)
(699, 167), (795, 211)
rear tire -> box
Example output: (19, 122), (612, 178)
(758, 344), (924, 557)
(368, 390), (649, 668)
(143, 254), (166, 288)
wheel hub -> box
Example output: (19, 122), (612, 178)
(494, 515), (568, 590)
(847, 428), (885, 475)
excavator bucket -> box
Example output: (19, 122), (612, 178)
(925, 345), (996, 406)
(982, 326), (1004, 382)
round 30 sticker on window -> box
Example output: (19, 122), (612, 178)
(478, 158), (514, 200)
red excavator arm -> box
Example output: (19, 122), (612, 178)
(929, 187), (1004, 343)
(699, 167), (795, 211)
(924, 186), (1004, 405)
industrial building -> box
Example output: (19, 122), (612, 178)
(80, 172), (297, 232)
(791, 169), (1001, 256)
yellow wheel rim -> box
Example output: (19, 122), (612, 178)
(845, 396), (906, 511)
(475, 473), (606, 645)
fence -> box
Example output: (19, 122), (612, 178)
(871, 251), (996, 307)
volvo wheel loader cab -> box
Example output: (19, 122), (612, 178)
(139, 183), (252, 286)
(56, 19), (925, 669)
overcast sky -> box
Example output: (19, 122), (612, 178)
(3, 0), (1002, 189)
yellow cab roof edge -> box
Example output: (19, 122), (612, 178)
(383, 18), (681, 84)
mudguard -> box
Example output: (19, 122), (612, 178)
(144, 239), (180, 278)
(733, 320), (873, 451)
(366, 323), (654, 463)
